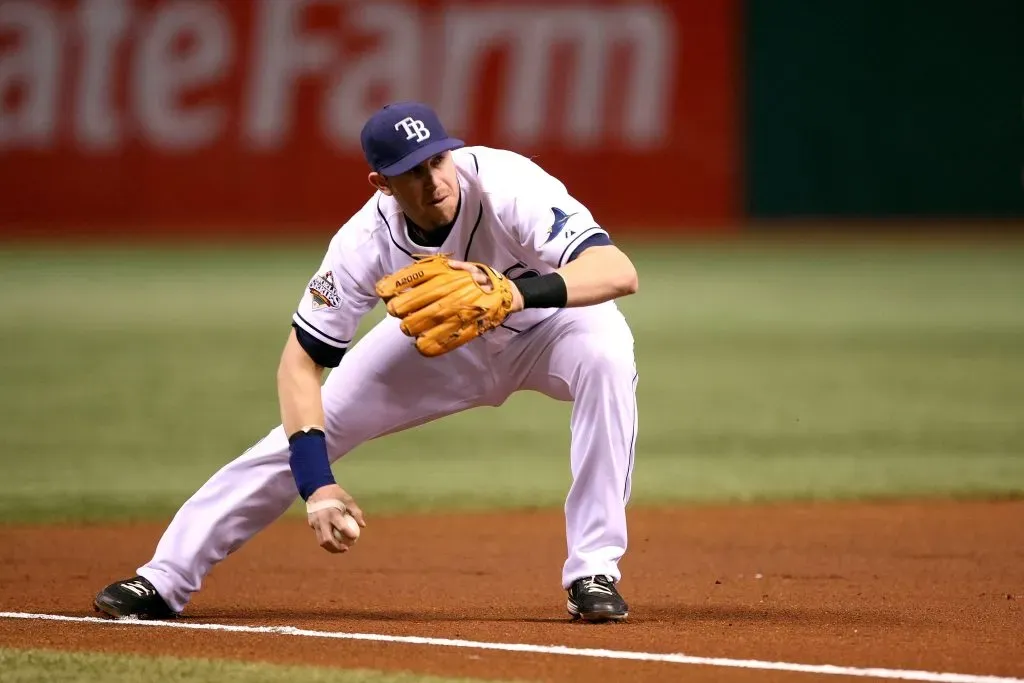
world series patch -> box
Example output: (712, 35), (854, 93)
(308, 271), (341, 310)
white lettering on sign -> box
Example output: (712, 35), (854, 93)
(75, 0), (131, 152)
(244, 0), (336, 150)
(0, 0), (61, 149)
(438, 6), (675, 149)
(323, 4), (422, 149)
(0, 0), (677, 153)
(133, 0), (232, 150)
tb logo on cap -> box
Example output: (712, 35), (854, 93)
(395, 117), (431, 143)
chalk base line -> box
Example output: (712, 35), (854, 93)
(0, 611), (1019, 683)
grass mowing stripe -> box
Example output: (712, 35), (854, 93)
(0, 242), (1022, 523)
(0, 646), (512, 683)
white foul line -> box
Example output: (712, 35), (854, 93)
(1, 611), (1021, 683)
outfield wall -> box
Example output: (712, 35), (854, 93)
(0, 0), (738, 237)
(0, 1), (1020, 240)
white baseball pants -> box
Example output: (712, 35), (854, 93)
(138, 303), (638, 613)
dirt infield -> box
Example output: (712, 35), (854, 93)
(1, 500), (1022, 682)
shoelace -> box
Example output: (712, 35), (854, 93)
(580, 576), (615, 596)
(121, 580), (155, 598)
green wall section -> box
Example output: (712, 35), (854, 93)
(746, 1), (1024, 217)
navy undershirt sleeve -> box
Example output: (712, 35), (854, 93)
(292, 324), (346, 368)
(566, 233), (614, 262)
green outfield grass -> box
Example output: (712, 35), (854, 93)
(0, 648), (510, 683)
(0, 241), (1022, 523)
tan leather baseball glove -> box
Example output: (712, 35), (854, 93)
(375, 254), (515, 357)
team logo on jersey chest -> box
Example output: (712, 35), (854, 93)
(308, 271), (341, 310)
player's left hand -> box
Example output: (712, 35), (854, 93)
(447, 260), (524, 312)
(374, 254), (518, 357)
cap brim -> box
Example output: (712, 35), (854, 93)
(378, 138), (465, 177)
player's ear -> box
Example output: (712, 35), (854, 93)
(368, 172), (392, 196)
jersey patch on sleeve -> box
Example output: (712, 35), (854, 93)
(545, 207), (579, 243)
(308, 271), (342, 310)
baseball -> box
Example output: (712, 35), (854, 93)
(332, 513), (360, 546)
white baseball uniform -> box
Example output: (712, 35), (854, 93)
(137, 146), (639, 613)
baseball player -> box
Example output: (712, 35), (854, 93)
(94, 101), (640, 623)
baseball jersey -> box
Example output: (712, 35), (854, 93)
(292, 146), (613, 367)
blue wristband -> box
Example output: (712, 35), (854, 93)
(288, 429), (336, 500)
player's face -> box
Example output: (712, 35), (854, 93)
(378, 153), (460, 230)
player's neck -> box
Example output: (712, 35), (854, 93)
(405, 193), (462, 248)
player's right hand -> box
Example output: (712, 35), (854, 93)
(306, 484), (366, 554)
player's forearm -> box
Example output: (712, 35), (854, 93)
(556, 245), (638, 306)
(516, 245), (637, 309)
(277, 329), (327, 436)
(277, 329), (339, 501)
(512, 246), (637, 310)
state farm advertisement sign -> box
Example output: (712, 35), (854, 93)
(0, 0), (738, 236)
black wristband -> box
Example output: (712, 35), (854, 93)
(515, 273), (568, 309)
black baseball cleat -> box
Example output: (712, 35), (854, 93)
(93, 576), (178, 620)
(566, 575), (629, 623)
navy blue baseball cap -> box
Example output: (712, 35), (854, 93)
(360, 101), (465, 177)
